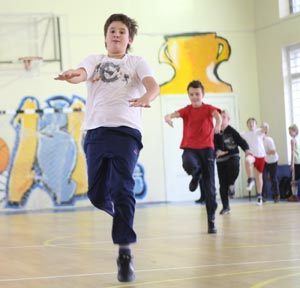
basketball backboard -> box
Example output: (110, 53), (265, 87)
(0, 13), (62, 72)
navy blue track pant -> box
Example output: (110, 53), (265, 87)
(262, 162), (279, 199)
(216, 156), (240, 209)
(84, 126), (142, 245)
(182, 148), (218, 221)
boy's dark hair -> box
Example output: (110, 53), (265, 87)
(187, 80), (204, 93)
(104, 14), (138, 52)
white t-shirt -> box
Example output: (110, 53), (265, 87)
(263, 136), (279, 163)
(79, 54), (155, 132)
(242, 128), (265, 158)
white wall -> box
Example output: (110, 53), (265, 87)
(0, 0), (263, 204)
(254, 0), (300, 164)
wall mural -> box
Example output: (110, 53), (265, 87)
(160, 32), (231, 94)
(0, 95), (147, 210)
(0, 32), (231, 211)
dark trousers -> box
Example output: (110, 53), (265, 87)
(84, 126), (142, 245)
(216, 156), (240, 209)
(199, 176), (206, 201)
(182, 148), (217, 221)
(262, 162), (279, 199)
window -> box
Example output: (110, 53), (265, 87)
(279, 0), (300, 17)
(290, 0), (300, 13)
(283, 44), (300, 129)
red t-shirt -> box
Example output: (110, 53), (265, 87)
(178, 103), (221, 149)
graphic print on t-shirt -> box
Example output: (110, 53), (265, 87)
(223, 134), (237, 150)
(92, 61), (130, 83)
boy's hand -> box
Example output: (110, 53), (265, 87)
(164, 114), (174, 127)
(216, 150), (228, 158)
(128, 96), (151, 108)
(54, 69), (81, 81)
(245, 151), (253, 157)
(214, 125), (221, 134)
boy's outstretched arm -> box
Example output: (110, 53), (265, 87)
(212, 110), (222, 134)
(54, 68), (87, 84)
(129, 76), (160, 108)
(164, 111), (180, 128)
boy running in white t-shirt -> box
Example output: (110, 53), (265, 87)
(242, 118), (265, 205)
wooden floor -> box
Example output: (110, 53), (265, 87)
(1, 199), (300, 288)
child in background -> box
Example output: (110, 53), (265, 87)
(288, 124), (300, 201)
(164, 80), (222, 233)
(55, 13), (160, 282)
(261, 122), (280, 203)
(214, 110), (250, 214)
(242, 118), (265, 206)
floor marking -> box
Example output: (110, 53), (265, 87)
(1, 236), (300, 251)
(106, 266), (300, 288)
(250, 272), (300, 288)
(1, 259), (300, 283)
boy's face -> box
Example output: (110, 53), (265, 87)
(247, 119), (256, 131)
(105, 21), (132, 56)
(221, 112), (229, 126)
(289, 128), (297, 137)
(188, 87), (204, 107)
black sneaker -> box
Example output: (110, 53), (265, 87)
(195, 198), (205, 204)
(117, 254), (135, 282)
(219, 208), (231, 215)
(208, 220), (217, 234)
(189, 177), (199, 192)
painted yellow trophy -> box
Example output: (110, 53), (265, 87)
(159, 32), (232, 94)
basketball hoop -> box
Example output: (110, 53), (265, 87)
(18, 56), (43, 75)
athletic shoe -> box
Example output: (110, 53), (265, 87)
(208, 220), (217, 234)
(256, 196), (263, 206)
(287, 195), (299, 202)
(246, 178), (255, 191)
(189, 177), (199, 192)
(274, 195), (280, 203)
(117, 254), (135, 282)
(195, 198), (205, 204)
(228, 185), (235, 197)
(219, 208), (231, 215)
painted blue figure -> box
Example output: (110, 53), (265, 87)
(38, 97), (77, 204)
(133, 163), (147, 198)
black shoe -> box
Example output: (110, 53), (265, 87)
(208, 220), (217, 234)
(219, 208), (231, 215)
(189, 177), (199, 192)
(195, 198), (205, 204)
(117, 254), (135, 282)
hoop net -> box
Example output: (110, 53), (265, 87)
(18, 56), (43, 76)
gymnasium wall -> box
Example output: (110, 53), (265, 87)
(0, 0), (296, 211)
(254, 0), (300, 164)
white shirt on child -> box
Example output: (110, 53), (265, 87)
(79, 54), (155, 132)
(242, 128), (265, 158)
(263, 136), (279, 163)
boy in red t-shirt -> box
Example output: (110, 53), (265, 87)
(164, 80), (222, 233)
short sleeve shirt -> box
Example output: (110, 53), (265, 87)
(178, 103), (221, 149)
(78, 54), (155, 132)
